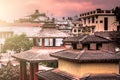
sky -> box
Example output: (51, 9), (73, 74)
(0, 0), (120, 22)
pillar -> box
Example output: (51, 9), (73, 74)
(42, 38), (44, 48)
(30, 63), (39, 80)
(20, 61), (27, 80)
(34, 63), (39, 80)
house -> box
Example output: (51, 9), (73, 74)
(36, 34), (120, 80)
(79, 8), (117, 32)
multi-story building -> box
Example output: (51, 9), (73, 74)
(80, 9), (117, 32)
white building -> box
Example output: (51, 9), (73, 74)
(80, 9), (117, 32)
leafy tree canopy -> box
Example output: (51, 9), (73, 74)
(3, 34), (33, 53)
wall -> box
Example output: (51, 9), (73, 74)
(58, 59), (119, 77)
(82, 15), (116, 32)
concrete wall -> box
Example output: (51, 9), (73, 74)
(58, 59), (119, 77)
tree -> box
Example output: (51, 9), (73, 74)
(3, 34), (33, 53)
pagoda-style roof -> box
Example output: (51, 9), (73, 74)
(80, 73), (120, 80)
(28, 10), (47, 18)
(28, 22), (70, 38)
(63, 34), (111, 43)
(12, 48), (65, 63)
(36, 69), (80, 80)
(50, 50), (120, 63)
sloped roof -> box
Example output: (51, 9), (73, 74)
(28, 28), (69, 38)
(28, 22), (70, 38)
(50, 50), (120, 63)
(12, 48), (65, 63)
(36, 69), (80, 80)
(63, 34), (111, 43)
(95, 31), (120, 39)
(80, 73), (120, 80)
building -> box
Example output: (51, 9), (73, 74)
(55, 20), (72, 34)
(0, 29), (13, 52)
(14, 10), (50, 27)
(12, 21), (69, 80)
(36, 34), (120, 80)
(80, 8), (117, 32)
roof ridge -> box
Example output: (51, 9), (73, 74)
(79, 35), (88, 42)
(75, 50), (85, 59)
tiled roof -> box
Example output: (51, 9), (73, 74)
(36, 69), (80, 80)
(50, 50), (120, 63)
(28, 28), (69, 38)
(80, 73), (120, 80)
(63, 35), (111, 43)
(12, 48), (65, 63)
(81, 35), (111, 43)
(95, 31), (120, 39)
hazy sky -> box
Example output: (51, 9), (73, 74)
(0, 0), (120, 22)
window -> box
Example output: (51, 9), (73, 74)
(38, 38), (42, 46)
(74, 24), (76, 26)
(44, 38), (53, 46)
(96, 43), (102, 50)
(84, 19), (86, 24)
(100, 20), (103, 23)
(104, 17), (108, 30)
(88, 18), (90, 24)
(55, 38), (63, 46)
(78, 29), (81, 32)
(74, 29), (77, 32)
(92, 17), (94, 23)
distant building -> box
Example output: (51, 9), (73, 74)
(14, 10), (50, 27)
(0, 29), (13, 52)
(80, 9), (116, 32)
(55, 20), (72, 34)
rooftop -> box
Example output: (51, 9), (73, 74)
(36, 69), (80, 80)
(63, 34), (111, 43)
(28, 22), (70, 38)
(12, 48), (65, 63)
(50, 50), (120, 63)
(80, 73), (120, 80)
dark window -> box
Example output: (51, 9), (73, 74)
(96, 43), (102, 50)
(100, 20), (103, 23)
(74, 24), (76, 26)
(88, 18), (90, 24)
(74, 29), (77, 32)
(104, 17), (108, 30)
(72, 43), (77, 49)
(78, 29), (81, 32)
(84, 19), (86, 24)
(96, 16), (98, 19)
(92, 17), (94, 23)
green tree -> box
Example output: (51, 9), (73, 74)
(3, 34), (33, 53)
